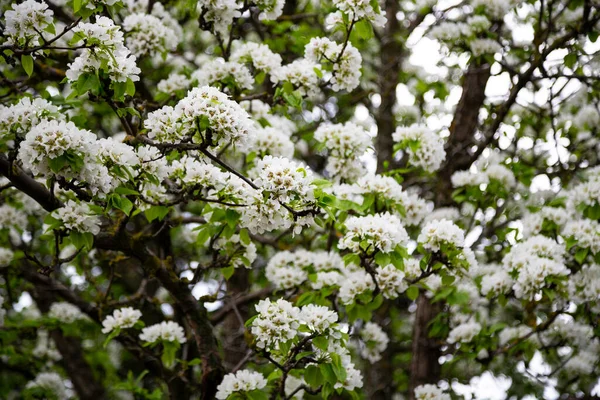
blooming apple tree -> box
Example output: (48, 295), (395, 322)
(1, 0), (600, 399)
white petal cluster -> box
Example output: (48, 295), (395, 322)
(213, 234), (258, 269)
(469, 38), (502, 56)
(3, 0), (53, 47)
(32, 330), (62, 362)
(393, 125), (446, 172)
(305, 37), (362, 92)
(251, 156), (315, 204)
(502, 235), (568, 299)
(18, 120), (118, 194)
(300, 304), (338, 333)
(0, 97), (60, 142)
(67, 17), (141, 84)
(451, 170), (489, 188)
(471, 0), (511, 19)
(314, 122), (371, 181)
(247, 127), (295, 158)
(339, 213), (409, 254)
(418, 219), (465, 251)
(216, 370), (267, 400)
(251, 298), (301, 349)
(197, 0), (242, 36)
(139, 321), (187, 344)
(359, 322), (389, 363)
(192, 59), (254, 91)
(157, 73), (191, 94)
(0, 248), (14, 267)
(122, 13), (178, 58)
(339, 270), (376, 304)
(429, 22), (471, 41)
(271, 59), (322, 98)
(254, 0), (285, 20)
(520, 206), (570, 237)
(332, 0), (387, 27)
(265, 250), (345, 290)
(375, 265), (407, 299)
(231, 42), (283, 73)
(52, 200), (101, 235)
(447, 321), (482, 343)
(145, 86), (254, 149)
(49, 302), (86, 324)
(414, 383), (451, 400)
(101, 307), (142, 334)
(25, 372), (67, 400)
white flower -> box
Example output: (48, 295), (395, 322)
(0, 248), (14, 267)
(376, 265), (407, 299)
(192, 59), (254, 91)
(271, 59), (322, 98)
(305, 37), (362, 92)
(49, 302), (86, 324)
(359, 322), (389, 363)
(314, 122), (371, 181)
(139, 321), (187, 344)
(122, 13), (178, 57)
(251, 298), (300, 350)
(3, 0), (54, 47)
(102, 307), (143, 334)
(339, 270), (375, 304)
(332, 0), (387, 27)
(247, 127), (295, 158)
(231, 41), (282, 73)
(393, 125), (446, 172)
(157, 73), (191, 94)
(414, 383), (451, 400)
(470, 38), (502, 56)
(146, 86), (254, 149)
(447, 321), (482, 343)
(339, 213), (409, 254)
(418, 219), (465, 251)
(25, 372), (67, 400)
(216, 370), (267, 400)
(52, 200), (101, 235)
(300, 304), (338, 333)
(197, 0), (242, 36)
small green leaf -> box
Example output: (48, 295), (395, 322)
(406, 286), (419, 301)
(21, 55), (34, 77)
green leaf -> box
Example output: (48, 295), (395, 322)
(330, 353), (347, 382)
(125, 78), (136, 96)
(312, 335), (328, 351)
(71, 231), (94, 250)
(239, 229), (251, 246)
(222, 265), (235, 280)
(76, 73), (101, 95)
(246, 390), (268, 400)
(304, 365), (323, 387)
(161, 341), (179, 368)
(354, 19), (373, 40)
(575, 247), (589, 264)
(74, 0), (82, 13)
(21, 55), (34, 77)
(144, 206), (170, 222)
(320, 363), (337, 384)
(406, 286), (419, 301)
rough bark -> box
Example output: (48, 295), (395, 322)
(375, 0), (403, 173)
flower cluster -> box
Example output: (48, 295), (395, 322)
(157, 73), (191, 94)
(447, 321), (482, 344)
(216, 370), (268, 400)
(393, 125), (446, 172)
(332, 0), (387, 27)
(145, 86), (254, 149)
(122, 13), (178, 58)
(192, 59), (254, 91)
(375, 264), (408, 299)
(305, 37), (363, 92)
(314, 122), (371, 181)
(197, 0), (241, 36)
(3, 0), (54, 47)
(48, 302), (86, 324)
(101, 307), (142, 334)
(251, 298), (301, 349)
(67, 16), (141, 85)
(139, 321), (187, 344)
(51, 200), (101, 235)
(417, 219), (465, 251)
(0, 97), (60, 147)
(414, 383), (451, 400)
(265, 250), (346, 290)
(470, 38), (502, 56)
(339, 213), (409, 254)
(247, 127), (295, 158)
(231, 42), (283, 73)
(271, 59), (322, 98)
(359, 322), (389, 363)
(25, 372), (67, 400)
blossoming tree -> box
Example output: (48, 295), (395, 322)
(1, 0), (600, 399)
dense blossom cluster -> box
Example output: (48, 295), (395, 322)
(339, 213), (409, 254)
(139, 321), (187, 344)
(101, 307), (142, 334)
(215, 370), (267, 399)
(3, 0), (54, 46)
(305, 37), (363, 92)
(122, 13), (178, 57)
(392, 125), (446, 172)
(314, 122), (371, 181)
